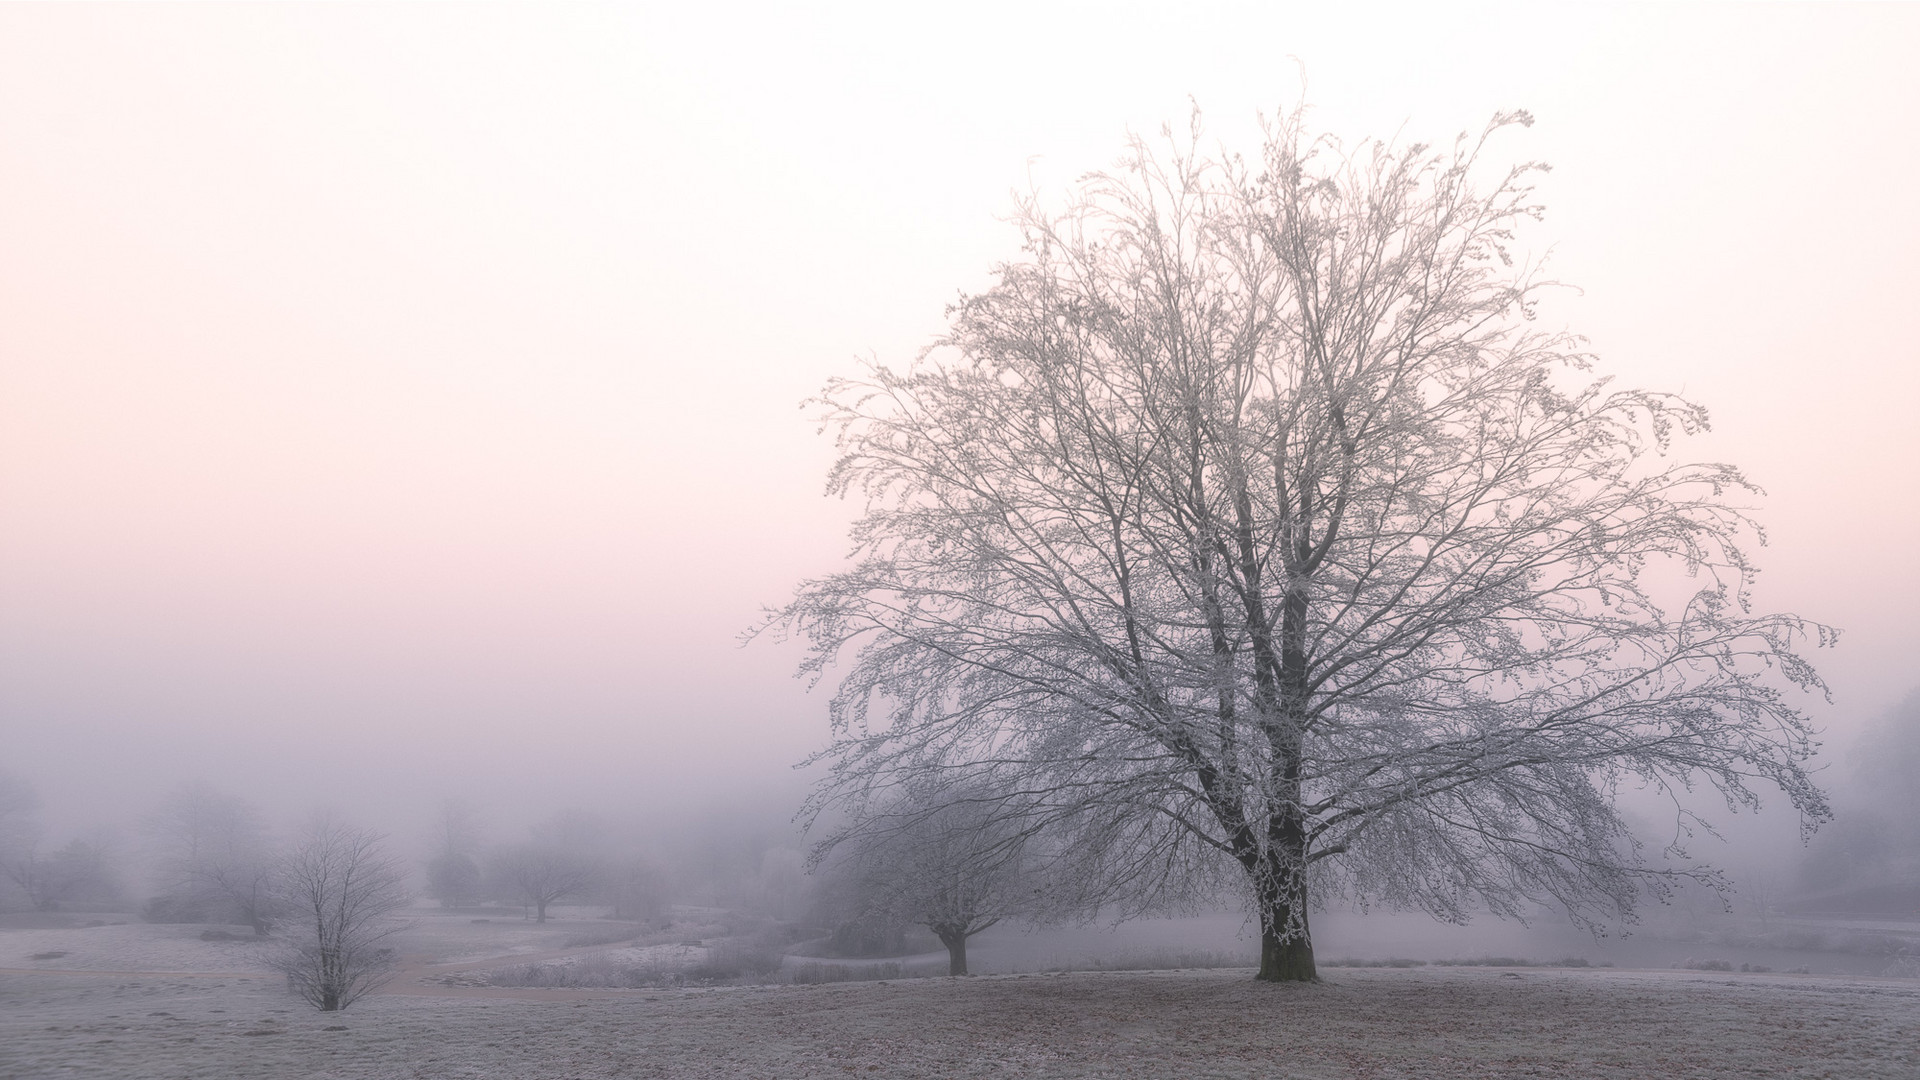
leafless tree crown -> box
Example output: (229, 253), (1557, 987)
(771, 104), (1832, 981)
(271, 819), (409, 1012)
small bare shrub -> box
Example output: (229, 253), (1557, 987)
(268, 821), (408, 1012)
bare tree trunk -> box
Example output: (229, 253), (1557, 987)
(1254, 848), (1315, 982)
(936, 929), (968, 976)
(535, 899), (549, 923)
(1253, 554), (1317, 983)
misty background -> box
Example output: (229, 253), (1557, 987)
(3, 4), (1917, 955)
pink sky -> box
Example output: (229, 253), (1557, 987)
(2, 3), (1915, 837)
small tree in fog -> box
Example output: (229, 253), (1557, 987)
(4, 837), (120, 911)
(145, 782), (280, 934)
(270, 819), (409, 1012)
(830, 790), (1038, 975)
(491, 844), (601, 923)
(0, 771), (41, 909)
(426, 852), (483, 908)
(0, 769), (35, 848)
(1798, 689), (1920, 893)
(752, 848), (808, 922)
(607, 855), (669, 922)
(424, 799), (484, 908)
(773, 103), (1833, 982)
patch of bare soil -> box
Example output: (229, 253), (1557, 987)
(3, 964), (1917, 1079)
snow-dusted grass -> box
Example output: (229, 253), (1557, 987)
(481, 943), (715, 988)
(6, 915), (1919, 1078)
(383, 907), (648, 966)
(6, 964), (1919, 1078)
(3, 920), (270, 974)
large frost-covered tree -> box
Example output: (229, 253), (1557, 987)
(774, 105), (1831, 982)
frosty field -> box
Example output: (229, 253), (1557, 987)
(5, 913), (1919, 1079)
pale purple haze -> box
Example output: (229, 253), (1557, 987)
(2, 3), (1915, 840)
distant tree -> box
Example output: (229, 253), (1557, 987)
(0, 770), (41, 909)
(425, 853), (483, 908)
(827, 790), (1039, 975)
(4, 844), (58, 912)
(1799, 689), (1920, 896)
(657, 813), (766, 910)
(605, 855), (669, 922)
(5, 837), (120, 911)
(3, 847), (50, 911)
(0, 769), (34, 846)
(423, 799), (484, 908)
(1852, 691), (1920, 858)
(774, 104), (1833, 981)
(530, 809), (609, 852)
(145, 782), (279, 934)
(268, 819), (409, 1012)
(433, 799), (484, 855)
(752, 848), (808, 922)
(0, 774), (122, 912)
(804, 859), (914, 958)
(201, 853), (281, 936)
(491, 844), (601, 923)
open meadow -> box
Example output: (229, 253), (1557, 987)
(4, 911), (1918, 1079)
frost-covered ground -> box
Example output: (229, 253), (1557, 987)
(1, 920), (269, 974)
(5, 914), (1919, 1078)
